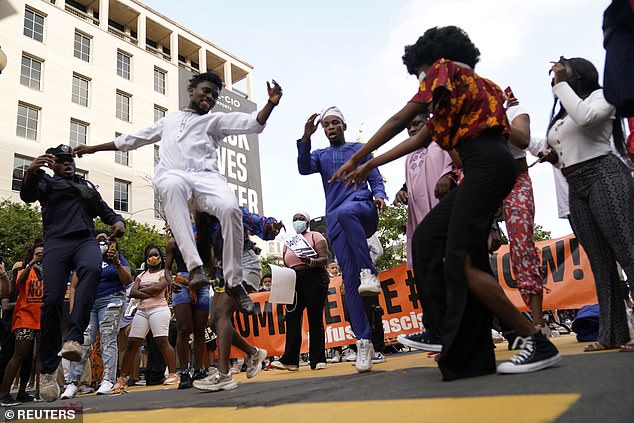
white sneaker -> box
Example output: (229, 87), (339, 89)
(328, 350), (341, 363)
(245, 347), (267, 379)
(96, 380), (114, 395)
(342, 349), (357, 362)
(355, 339), (374, 373)
(60, 383), (77, 399)
(313, 362), (327, 370)
(358, 269), (381, 296)
(193, 372), (238, 391)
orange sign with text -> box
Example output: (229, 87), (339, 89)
(231, 234), (597, 357)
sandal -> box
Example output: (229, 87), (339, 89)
(583, 342), (618, 352)
(619, 343), (634, 352)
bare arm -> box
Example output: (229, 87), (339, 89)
(330, 101), (427, 183)
(256, 80), (283, 125)
(73, 142), (118, 158)
(130, 278), (150, 300)
(508, 113), (531, 149)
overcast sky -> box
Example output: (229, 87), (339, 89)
(144, 0), (611, 238)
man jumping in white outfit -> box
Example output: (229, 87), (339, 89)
(74, 71), (283, 314)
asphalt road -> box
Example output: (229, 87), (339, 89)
(5, 335), (633, 423)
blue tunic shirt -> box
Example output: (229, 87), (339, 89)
(297, 139), (387, 236)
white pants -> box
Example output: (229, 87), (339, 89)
(154, 169), (243, 288)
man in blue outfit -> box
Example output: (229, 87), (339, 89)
(20, 145), (125, 402)
(297, 106), (387, 372)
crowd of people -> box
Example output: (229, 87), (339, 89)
(0, 11), (633, 406)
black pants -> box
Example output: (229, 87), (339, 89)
(41, 233), (101, 374)
(280, 267), (328, 368)
(414, 134), (516, 381)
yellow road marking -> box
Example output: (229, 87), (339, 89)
(86, 394), (580, 423)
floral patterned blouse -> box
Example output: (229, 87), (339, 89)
(410, 58), (510, 150)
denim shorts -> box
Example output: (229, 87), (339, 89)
(171, 272), (211, 311)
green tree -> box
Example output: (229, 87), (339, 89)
(533, 224), (552, 242)
(94, 218), (168, 271)
(374, 204), (408, 271)
(0, 198), (43, 266)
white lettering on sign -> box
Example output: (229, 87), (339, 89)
(218, 147), (248, 182)
(222, 134), (250, 151)
(228, 182), (260, 214)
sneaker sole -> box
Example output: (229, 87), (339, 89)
(497, 353), (562, 374)
(59, 350), (82, 362)
(355, 362), (373, 373)
(193, 380), (238, 391)
(396, 335), (442, 352)
(358, 286), (381, 296)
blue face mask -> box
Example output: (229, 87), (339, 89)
(293, 221), (308, 234)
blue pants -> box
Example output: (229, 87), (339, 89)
(328, 198), (378, 340)
(41, 233), (101, 374)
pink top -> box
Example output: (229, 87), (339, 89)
(405, 143), (453, 267)
(137, 270), (168, 309)
(283, 231), (326, 268)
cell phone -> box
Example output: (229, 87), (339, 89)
(504, 86), (514, 99)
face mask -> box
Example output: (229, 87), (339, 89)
(99, 241), (108, 256)
(418, 70), (426, 83)
(146, 256), (162, 267)
(293, 221), (308, 234)
(262, 285), (271, 291)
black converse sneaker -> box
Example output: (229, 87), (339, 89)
(497, 331), (561, 374)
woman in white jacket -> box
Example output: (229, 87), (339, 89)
(540, 56), (633, 352)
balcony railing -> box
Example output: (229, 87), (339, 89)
(146, 45), (171, 62)
(108, 26), (138, 45)
(64, 4), (99, 26)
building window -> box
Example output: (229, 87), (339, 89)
(114, 179), (129, 212)
(154, 145), (160, 166)
(24, 9), (44, 42)
(20, 55), (42, 90)
(72, 74), (89, 107)
(12, 155), (33, 191)
(154, 194), (164, 219)
(154, 105), (166, 122)
(16, 103), (39, 140)
(74, 31), (91, 62)
(116, 91), (131, 122)
(69, 119), (88, 148)
(117, 50), (131, 80)
(115, 150), (129, 166)
(154, 67), (166, 94)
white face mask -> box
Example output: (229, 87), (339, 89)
(293, 221), (308, 234)
(99, 243), (108, 256)
(418, 70), (426, 83)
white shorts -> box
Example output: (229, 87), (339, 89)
(128, 306), (171, 338)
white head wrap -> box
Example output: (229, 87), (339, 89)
(294, 210), (311, 222)
(320, 106), (345, 126)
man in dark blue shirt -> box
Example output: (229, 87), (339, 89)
(20, 144), (125, 402)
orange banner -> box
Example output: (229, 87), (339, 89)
(231, 233), (597, 357)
